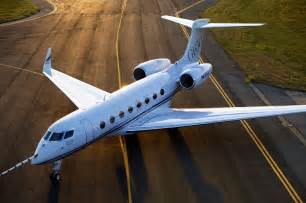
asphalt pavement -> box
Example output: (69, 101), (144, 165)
(0, 0), (305, 202)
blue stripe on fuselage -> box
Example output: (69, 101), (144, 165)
(37, 87), (180, 165)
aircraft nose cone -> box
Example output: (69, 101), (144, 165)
(31, 147), (41, 165)
(31, 154), (39, 165)
(31, 139), (45, 165)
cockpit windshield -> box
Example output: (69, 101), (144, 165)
(64, 130), (74, 139)
(43, 131), (51, 140)
(50, 132), (64, 141)
(46, 130), (74, 141)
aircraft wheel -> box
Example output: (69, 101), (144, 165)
(50, 172), (61, 181)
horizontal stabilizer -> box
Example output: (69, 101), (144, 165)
(201, 23), (265, 28)
(162, 15), (264, 29)
(162, 15), (195, 28)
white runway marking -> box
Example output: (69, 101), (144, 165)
(0, 156), (34, 177)
(0, 63), (44, 76)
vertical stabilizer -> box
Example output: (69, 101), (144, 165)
(180, 19), (209, 64)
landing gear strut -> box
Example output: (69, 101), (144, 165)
(50, 160), (62, 181)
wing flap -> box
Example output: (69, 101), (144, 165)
(126, 106), (306, 132)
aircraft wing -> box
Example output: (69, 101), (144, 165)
(43, 48), (110, 109)
(125, 106), (306, 132)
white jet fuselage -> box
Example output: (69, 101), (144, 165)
(33, 63), (208, 164)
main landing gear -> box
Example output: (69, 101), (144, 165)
(50, 160), (62, 181)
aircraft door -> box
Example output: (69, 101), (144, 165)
(80, 119), (95, 144)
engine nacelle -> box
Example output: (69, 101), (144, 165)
(179, 63), (212, 90)
(133, 59), (171, 80)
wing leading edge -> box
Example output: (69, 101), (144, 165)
(43, 48), (110, 109)
(126, 106), (306, 132)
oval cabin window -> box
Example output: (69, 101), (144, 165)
(145, 98), (150, 104)
(110, 116), (115, 123)
(128, 106), (133, 113)
(160, 89), (165, 95)
(153, 93), (157, 99)
(137, 102), (142, 108)
(119, 111), (124, 118)
(100, 121), (106, 129)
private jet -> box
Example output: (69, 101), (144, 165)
(8, 16), (306, 180)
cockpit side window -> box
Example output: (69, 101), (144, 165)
(43, 131), (51, 140)
(64, 130), (74, 139)
(50, 132), (64, 141)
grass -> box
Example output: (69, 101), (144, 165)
(0, 0), (39, 23)
(202, 0), (306, 91)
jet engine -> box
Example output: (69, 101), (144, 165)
(133, 59), (171, 80)
(179, 63), (212, 90)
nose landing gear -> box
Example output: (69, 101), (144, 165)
(50, 160), (62, 181)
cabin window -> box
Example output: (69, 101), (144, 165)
(119, 111), (125, 118)
(145, 98), (150, 104)
(128, 106), (133, 113)
(100, 121), (106, 129)
(136, 102), (142, 108)
(153, 93), (157, 99)
(64, 130), (74, 139)
(160, 89), (165, 95)
(43, 131), (51, 140)
(50, 132), (64, 141)
(110, 116), (115, 123)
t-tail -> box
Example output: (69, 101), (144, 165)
(162, 15), (264, 65)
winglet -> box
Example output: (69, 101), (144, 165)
(43, 48), (52, 76)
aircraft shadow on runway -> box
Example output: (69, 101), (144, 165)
(48, 177), (60, 203)
(125, 134), (149, 202)
(168, 128), (223, 203)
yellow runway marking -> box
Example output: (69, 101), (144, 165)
(176, 1), (303, 202)
(115, 0), (133, 203)
(116, 0), (128, 89)
(176, 0), (205, 15)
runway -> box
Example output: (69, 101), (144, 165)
(0, 0), (304, 202)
